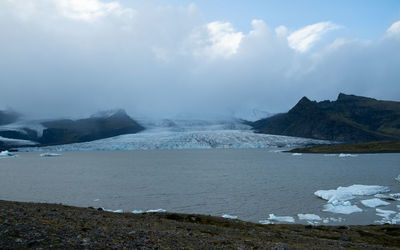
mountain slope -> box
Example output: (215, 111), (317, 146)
(252, 93), (400, 142)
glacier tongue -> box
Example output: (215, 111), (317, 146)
(19, 130), (328, 152)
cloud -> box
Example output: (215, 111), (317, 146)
(0, 0), (399, 119)
(386, 20), (400, 38)
(288, 22), (340, 52)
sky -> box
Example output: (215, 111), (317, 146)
(0, 0), (400, 119)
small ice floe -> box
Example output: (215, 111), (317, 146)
(375, 208), (399, 224)
(297, 214), (321, 221)
(103, 208), (123, 213)
(268, 214), (295, 223)
(396, 175), (400, 183)
(338, 153), (358, 157)
(0, 150), (17, 158)
(375, 193), (400, 201)
(259, 219), (273, 225)
(132, 210), (144, 214)
(93, 199), (100, 202)
(315, 185), (390, 202)
(323, 219), (329, 223)
(329, 217), (345, 222)
(292, 153), (302, 156)
(323, 201), (362, 214)
(222, 214), (238, 219)
(40, 153), (61, 157)
(146, 209), (166, 213)
(361, 198), (390, 208)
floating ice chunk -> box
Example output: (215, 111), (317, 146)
(375, 193), (400, 201)
(268, 214), (295, 223)
(361, 198), (390, 208)
(103, 208), (123, 213)
(259, 219), (273, 225)
(146, 209), (166, 213)
(0, 150), (17, 157)
(396, 175), (400, 183)
(132, 210), (144, 214)
(40, 153), (61, 157)
(339, 153), (358, 157)
(376, 208), (396, 218)
(297, 214), (321, 221)
(375, 208), (398, 224)
(222, 214), (238, 219)
(315, 185), (390, 202)
(292, 153), (302, 156)
(93, 199), (100, 202)
(323, 201), (362, 214)
(329, 217), (344, 222)
(323, 219), (329, 223)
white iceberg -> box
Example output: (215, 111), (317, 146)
(132, 210), (144, 214)
(361, 198), (390, 208)
(268, 214), (295, 223)
(396, 175), (400, 183)
(292, 153), (302, 156)
(376, 208), (396, 219)
(146, 209), (166, 213)
(259, 220), (273, 225)
(40, 153), (61, 157)
(323, 200), (362, 214)
(315, 185), (390, 202)
(0, 150), (17, 158)
(222, 214), (238, 219)
(375, 193), (400, 201)
(338, 153), (358, 157)
(375, 208), (399, 224)
(297, 214), (321, 221)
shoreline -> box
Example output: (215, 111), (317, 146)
(289, 141), (400, 154)
(1, 200), (399, 249)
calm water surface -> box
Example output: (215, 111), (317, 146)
(0, 149), (399, 225)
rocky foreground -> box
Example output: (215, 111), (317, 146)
(1, 200), (400, 249)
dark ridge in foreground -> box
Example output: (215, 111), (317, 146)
(1, 200), (399, 249)
(289, 140), (400, 154)
(252, 93), (400, 143)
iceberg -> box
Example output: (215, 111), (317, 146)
(323, 201), (362, 214)
(132, 210), (144, 214)
(268, 214), (295, 223)
(259, 220), (273, 225)
(338, 153), (358, 157)
(146, 209), (166, 213)
(374, 193), (400, 201)
(297, 214), (321, 221)
(396, 175), (400, 183)
(0, 150), (17, 158)
(361, 198), (390, 208)
(292, 153), (302, 156)
(40, 153), (61, 157)
(222, 214), (238, 219)
(315, 185), (390, 202)
(376, 208), (396, 218)
(375, 209), (399, 224)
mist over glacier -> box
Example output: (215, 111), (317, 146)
(0, 0), (399, 120)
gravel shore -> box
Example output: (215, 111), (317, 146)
(1, 200), (399, 249)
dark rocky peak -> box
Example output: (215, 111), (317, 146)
(288, 96), (318, 114)
(337, 93), (376, 103)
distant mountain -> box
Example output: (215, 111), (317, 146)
(234, 109), (273, 122)
(0, 109), (19, 125)
(0, 109), (144, 149)
(252, 93), (400, 142)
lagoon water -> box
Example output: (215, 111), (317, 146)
(1, 149), (399, 225)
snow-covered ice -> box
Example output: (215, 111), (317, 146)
(297, 214), (321, 221)
(361, 198), (390, 208)
(268, 214), (295, 223)
(339, 153), (358, 157)
(315, 185), (390, 202)
(222, 214), (238, 219)
(40, 153), (61, 157)
(146, 209), (166, 213)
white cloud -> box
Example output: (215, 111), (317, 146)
(288, 21), (339, 52)
(386, 20), (400, 37)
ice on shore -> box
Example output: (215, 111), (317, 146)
(40, 153), (61, 157)
(375, 193), (400, 201)
(323, 201), (363, 214)
(259, 219), (273, 225)
(268, 214), (295, 223)
(132, 210), (144, 214)
(339, 153), (358, 157)
(146, 209), (166, 213)
(222, 214), (238, 219)
(103, 208), (123, 213)
(315, 185), (390, 202)
(361, 198), (390, 208)
(297, 214), (321, 221)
